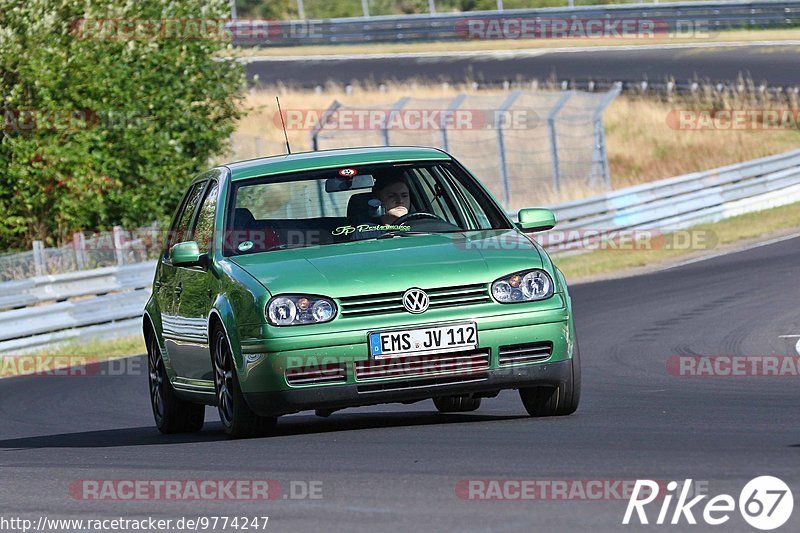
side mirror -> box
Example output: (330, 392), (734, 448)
(170, 241), (203, 267)
(516, 208), (556, 232)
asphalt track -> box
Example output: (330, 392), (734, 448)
(246, 43), (800, 88)
(1, 235), (799, 532)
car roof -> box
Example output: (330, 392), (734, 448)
(225, 146), (451, 181)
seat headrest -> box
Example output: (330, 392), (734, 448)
(346, 192), (374, 221)
(233, 207), (255, 230)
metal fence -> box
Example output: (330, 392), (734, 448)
(310, 86), (620, 210)
(0, 226), (161, 282)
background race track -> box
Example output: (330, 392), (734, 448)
(246, 43), (800, 88)
(1, 236), (799, 532)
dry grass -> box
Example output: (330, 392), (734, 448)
(232, 82), (800, 203)
(223, 28), (800, 58)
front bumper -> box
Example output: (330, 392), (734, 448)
(238, 306), (573, 417)
(245, 358), (572, 416)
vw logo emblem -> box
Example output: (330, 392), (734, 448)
(403, 288), (429, 314)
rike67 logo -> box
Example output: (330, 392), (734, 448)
(623, 477), (794, 530)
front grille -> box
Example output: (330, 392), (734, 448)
(285, 363), (347, 386)
(355, 349), (490, 382)
(498, 342), (552, 365)
(338, 283), (491, 318)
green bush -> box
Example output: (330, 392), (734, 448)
(0, 0), (244, 249)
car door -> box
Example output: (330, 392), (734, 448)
(171, 177), (221, 381)
(159, 180), (207, 374)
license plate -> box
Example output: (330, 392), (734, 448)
(369, 322), (478, 359)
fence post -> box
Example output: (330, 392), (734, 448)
(382, 97), (410, 146)
(73, 232), (86, 270)
(496, 90), (521, 209)
(440, 93), (466, 152)
(591, 82), (622, 188)
(310, 100), (342, 151)
(547, 91), (573, 193)
(112, 226), (125, 266)
(32, 240), (46, 277)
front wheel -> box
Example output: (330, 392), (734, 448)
(147, 331), (205, 434)
(519, 339), (581, 417)
(433, 395), (482, 413)
(212, 328), (277, 438)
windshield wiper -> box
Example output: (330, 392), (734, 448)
(375, 231), (434, 240)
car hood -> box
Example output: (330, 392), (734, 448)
(229, 230), (544, 298)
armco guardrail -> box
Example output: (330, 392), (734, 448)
(233, 1), (800, 47)
(0, 261), (156, 354)
(528, 148), (800, 250)
(1, 148), (799, 354)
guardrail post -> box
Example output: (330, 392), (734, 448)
(73, 232), (86, 271)
(310, 100), (342, 151)
(496, 90), (522, 209)
(32, 240), (45, 277)
(591, 82), (622, 188)
(547, 91), (573, 193)
(383, 97), (411, 146)
(440, 94), (466, 152)
(112, 226), (125, 266)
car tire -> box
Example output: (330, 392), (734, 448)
(147, 330), (205, 434)
(212, 327), (277, 439)
(433, 395), (482, 413)
(519, 338), (581, 417)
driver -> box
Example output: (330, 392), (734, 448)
(375, 178), (411, 224)
(350, 177), (413, 240)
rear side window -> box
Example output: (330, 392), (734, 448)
(192, 182), (219, 254)
(166, 182), (206, 255)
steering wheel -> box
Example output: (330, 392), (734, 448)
(392, 212), (445, 225)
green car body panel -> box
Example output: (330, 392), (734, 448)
(144, 146), (578, 423)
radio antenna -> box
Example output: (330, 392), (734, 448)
(276, 96), (291, 155)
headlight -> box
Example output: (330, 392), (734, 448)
(491, 269), (554, 303)
(266, 295), (337, 326)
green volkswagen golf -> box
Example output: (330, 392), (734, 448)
(144, 146), (580, 438)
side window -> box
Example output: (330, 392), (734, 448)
(167, 182), (206, 255)
(445, 170), (492, 229)
(411, 168), (459, 226)
(191, 182), (219, 254)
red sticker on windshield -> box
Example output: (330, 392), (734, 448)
(339, 168), (357, 177)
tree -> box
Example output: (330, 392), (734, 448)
(0, 0), (245, 249)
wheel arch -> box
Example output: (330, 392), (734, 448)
(208, 298), (245, 377)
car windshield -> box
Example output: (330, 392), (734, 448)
(225, 160), (511, 255)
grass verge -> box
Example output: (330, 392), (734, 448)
(224, 28), (800, 58)
(1, 335), (145, 379)
(554, 201), (800, 280)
